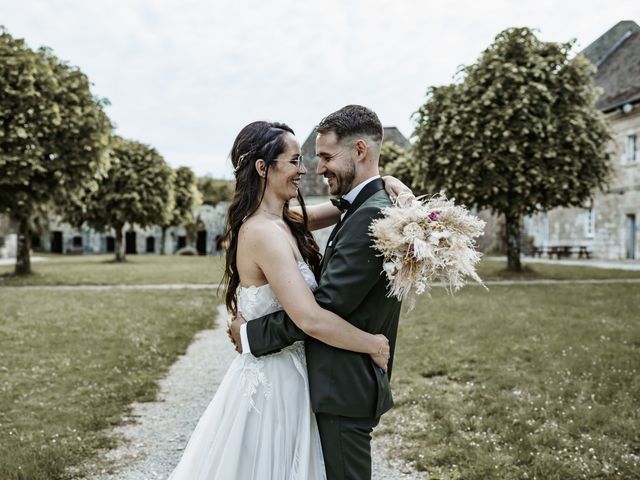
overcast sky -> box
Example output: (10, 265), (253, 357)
(1, 1), (638, 178)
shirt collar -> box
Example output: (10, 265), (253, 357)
(343, 175), (381, 204)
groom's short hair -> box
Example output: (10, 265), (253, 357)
(316, 105), (383, 145)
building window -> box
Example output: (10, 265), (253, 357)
(542, 212), (549, 249)
(585, 208), (595, 238)
(626, 134), (637, 163)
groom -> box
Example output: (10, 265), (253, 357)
(230, 105), (402, 480)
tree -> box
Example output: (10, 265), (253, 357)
(379, 141), (418, 191)
(197, 176), (234, 206)
(160, 166), (202, 254)
(71, 136), (175, 262)
(0, 28), (112, 274)
(412, 27), (611, 271)
(379, 141), (406, 172)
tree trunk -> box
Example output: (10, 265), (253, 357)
(505, 211), (522, 272)
(185, 221), (197, 248)
(15, 216), (32, 276)
(114, 225), (126, 262)
(160, 226), (167, 255)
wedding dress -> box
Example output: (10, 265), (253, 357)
(168, 261), (326, 480)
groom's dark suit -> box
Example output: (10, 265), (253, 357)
(245, 177), (402, 480)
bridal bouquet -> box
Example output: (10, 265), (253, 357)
(369, 192), (486, 307)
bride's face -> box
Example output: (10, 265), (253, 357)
(266, 132), (306, 200)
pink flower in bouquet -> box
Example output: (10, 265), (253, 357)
(428, 211), (439, 222)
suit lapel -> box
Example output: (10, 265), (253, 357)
(342, 177), (385, 223)
(321, 178), (385, 271)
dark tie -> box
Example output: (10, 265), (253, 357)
(330, 197), (351, 213)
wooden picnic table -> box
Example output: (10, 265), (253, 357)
(530, 245), (592, 259)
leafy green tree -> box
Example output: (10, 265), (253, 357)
(197, 176), (234, 206)
(379, 141), (417, 191)
(71, 136), (175, 262)
(0, 28), (112, 274)
(379, 141), (406, 172)
(412, 27), (611, 271)
(160, 166), (202, 254)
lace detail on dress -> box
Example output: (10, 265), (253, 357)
(236, 261), (317, 412)
(238, 356), (272, 413)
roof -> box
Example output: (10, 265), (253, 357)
(299, 131), (328, 197)
(383, 127), (411, 149)
(581, 21), (640, 112)
(582, 21), (640, 67)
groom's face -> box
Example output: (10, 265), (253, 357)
(315, 131), (356, 196)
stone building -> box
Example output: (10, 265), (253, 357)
(298, 131), (330, 198)
(524, 20), (640, 260)
(0, 214), (17, 259)
(382, 126), (411, 150)
(17, 203), (229, 257)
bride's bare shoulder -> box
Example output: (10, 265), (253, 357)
(240, 215), (277, 235)
(239, 216), (287, 249)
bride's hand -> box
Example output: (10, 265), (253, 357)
(382, 176), (415, 207)
(370, 334), (390, 373)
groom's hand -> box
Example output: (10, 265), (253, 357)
(228, 313), (247, 353)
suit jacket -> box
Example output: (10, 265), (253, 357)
(246, 178), (402, 418)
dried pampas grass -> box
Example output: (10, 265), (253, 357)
(369, 192), (487, 309)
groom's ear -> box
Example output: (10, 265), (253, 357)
(255, 159), (267, 178)
(354, 138), (368, 162)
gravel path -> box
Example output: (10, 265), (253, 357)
(5, 277), (640, 293)
(0, 256), (47, 266)
(90, 304), (424, 480)
(487, 256), (640, 271)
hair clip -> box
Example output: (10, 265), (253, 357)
(234, 153), (249, 173)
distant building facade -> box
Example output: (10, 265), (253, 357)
(2, 203), (229, 258)
(382, 126), (411, 150)
(524, 20), (640, 260)
(0, 215), (17, 259)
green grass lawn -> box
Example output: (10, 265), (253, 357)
(1, 255), (639, 479)
(0, 289), (219, 480)
(1, 254), (639, 287)
(381, 283), (640, 479)
(0, 254), (226, 286)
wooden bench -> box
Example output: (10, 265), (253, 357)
(529, 245), (592, 259)
(576, 246), (592, 259)
(549, 246), (573, 259)
(530, 246), (546, 257)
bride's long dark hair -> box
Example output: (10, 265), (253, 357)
(222, 121), (322, 314)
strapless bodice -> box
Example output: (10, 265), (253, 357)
(237, 261), (317, 321)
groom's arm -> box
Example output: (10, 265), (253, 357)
(242, 309), (306, 357)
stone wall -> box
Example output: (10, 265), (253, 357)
(31, 203), (230, 256)
(0, 215), (17, 258)
(476, 209), (506, 254)
(525, 108), (640, 259)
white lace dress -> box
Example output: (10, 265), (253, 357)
(168, 262), (326, 480)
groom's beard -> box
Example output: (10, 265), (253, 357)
(327, 162), (356, 196)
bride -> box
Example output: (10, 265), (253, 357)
(168, 121), (404, 480)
